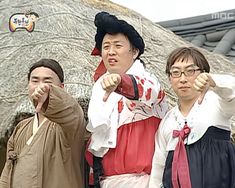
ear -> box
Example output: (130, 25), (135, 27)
(168, 75), (173, 84)
(133, 48), (139, 59)
(60, 83), (64, 88)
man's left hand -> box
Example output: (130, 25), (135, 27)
(193, 73), (216, 104)
(31, 83), (50, 112)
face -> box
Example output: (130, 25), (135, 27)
(28, 14), (38, 22)
(28, 67), (63, 100)
(101, 33), (139, 74)
(169, 58), (201, 102)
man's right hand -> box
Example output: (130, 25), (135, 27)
(101, 73), (121, 102)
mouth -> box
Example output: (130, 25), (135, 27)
(108, 59), (117, 66)
(178, 86), (190, 90)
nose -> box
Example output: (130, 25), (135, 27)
(108, 45), (116, 55)
(179, 73), (187, 83)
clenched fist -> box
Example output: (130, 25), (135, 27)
(193, 73), (216, 104)
(31, 83), (50, 112)
(101, 73), (121, 102)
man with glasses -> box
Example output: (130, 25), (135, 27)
(149, 47), (235, 188)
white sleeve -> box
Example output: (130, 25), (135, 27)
(149, 121), (168, 188)
(211, 74), (235, 116)
(131, 74), (169, 119)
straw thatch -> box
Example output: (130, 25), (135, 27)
(0, 0), (234, 169)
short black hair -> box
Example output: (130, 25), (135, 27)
(28, 59), (64, 83)
(27, 12), (39, 18)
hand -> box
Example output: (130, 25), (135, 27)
(31, 83), (50, 112)
(101, 73), (121, 102)
(193, 73), (216, 104)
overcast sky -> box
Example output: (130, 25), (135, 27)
(111, 0), (235, 22)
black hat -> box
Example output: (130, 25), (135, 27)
(93, 11), (145, 58)
(28, 59), (64, 83)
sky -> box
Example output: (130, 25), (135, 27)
(110, 0), (235, 22)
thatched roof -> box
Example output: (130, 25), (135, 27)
(0, 0), (235, 146)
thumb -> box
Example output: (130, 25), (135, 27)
(103, 91), (111, 102)
(198, 88), (207, 105)
(35, 101), (43, 112)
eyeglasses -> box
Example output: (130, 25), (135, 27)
(169, 68), (201, 78)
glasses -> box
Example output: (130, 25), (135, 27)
(169, 68), (201, 78)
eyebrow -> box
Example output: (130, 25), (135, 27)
(30, 76), (53, 80)
(103, 40), (124, 45)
